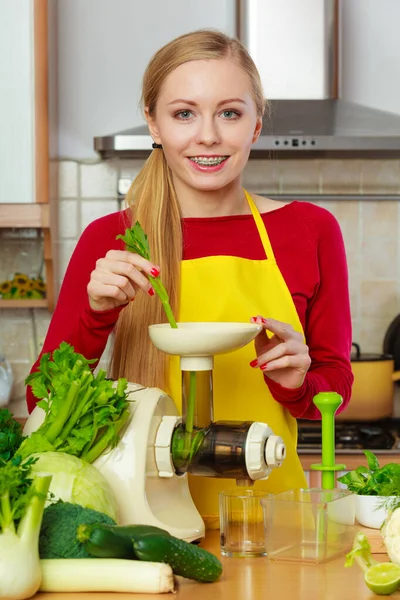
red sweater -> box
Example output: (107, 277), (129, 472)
(27, 201), (353, 419)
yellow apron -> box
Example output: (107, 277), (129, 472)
(167, 189), (307, 525)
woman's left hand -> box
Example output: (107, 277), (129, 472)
(249, 316), (311, 389)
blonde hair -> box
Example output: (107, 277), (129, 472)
(110, 29), (265, 388)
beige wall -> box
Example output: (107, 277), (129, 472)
(1, 158), (399, 416)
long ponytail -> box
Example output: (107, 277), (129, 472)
(110, 149), (181, 388)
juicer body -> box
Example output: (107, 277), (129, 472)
(23, 381), (285, 542)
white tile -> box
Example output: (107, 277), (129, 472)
(361, 160), (400, 194)
(321, 160), (362, 194)
(80, 199), (119, 231)
(59, 160), (78, 198)
(359, 317), (395, 353)
(118, 159), (146, 179)
(0, 309), (31, 322)
(8, 396), (29, 418)
(8, 361), (31, 412)
(349, 285), (359, 319)
(360, 280), (398, 318)
(32, 309), (52, 353)
(362, 201), (399, 238)
(80, 161), (118, 198)
(0, 320), (35, 362)
(351, 318), (361, 345)
(361, 236), (398, 280)
(279, 159), (321, 194)
(58, 199), (78, 239)
(57, 239), (78, 280)
(242, 160), (279, 193)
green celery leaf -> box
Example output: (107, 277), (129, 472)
(116, 221), (151, 260)
(16, 431), (55, 459)
(0, 409), (25, 462)
(30, 379), (50, 401)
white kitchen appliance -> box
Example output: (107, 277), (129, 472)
(24, 322), (286, 542)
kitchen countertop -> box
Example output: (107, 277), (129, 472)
(33, 530), (383, 600)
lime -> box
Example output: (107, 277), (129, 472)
(365, 563), (400, 595)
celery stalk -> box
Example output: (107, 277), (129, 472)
(183, 371), (197, 457)
(116, 222), (178, 329)
(82, 410), (131, 464)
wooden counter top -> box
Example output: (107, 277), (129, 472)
(33, 530), (382, 600)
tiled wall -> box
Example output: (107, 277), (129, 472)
(2, 157), (400, 417)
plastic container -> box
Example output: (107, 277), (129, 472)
(261, 488), (356, 563)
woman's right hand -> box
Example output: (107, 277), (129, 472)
(87, 250), (160, 311)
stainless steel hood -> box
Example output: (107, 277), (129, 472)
(94, 99), (400, 158)
(94, 1), (400, 158)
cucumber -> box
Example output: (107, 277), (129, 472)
(133, 534), (223, 583)
(76, 524), (171, 559)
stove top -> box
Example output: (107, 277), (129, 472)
(297, 418), (400, 454)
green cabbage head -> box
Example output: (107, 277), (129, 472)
(29, 452), (118, 522)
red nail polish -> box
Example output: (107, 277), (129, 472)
(148, 287), (155, 296)
(249, 359), (258, 368)
(261, 318), (268, 324)
(260, 363), (268, 371)
(150, 267), (160, 277)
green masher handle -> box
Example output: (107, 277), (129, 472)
(310, 392), (344, 490)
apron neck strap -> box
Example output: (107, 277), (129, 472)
(244, 189), (276, 262)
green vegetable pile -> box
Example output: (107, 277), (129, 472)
(0, 408), (25, 462)
(38, 501), (222, 583)
(18, 342), (131, 464)
(337, 450), (400, 498)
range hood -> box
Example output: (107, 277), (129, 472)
(94, 1), (400, 158)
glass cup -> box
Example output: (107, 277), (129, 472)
(219, 489), (270, 557)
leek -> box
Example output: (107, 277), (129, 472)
(39, 558), (174, 594)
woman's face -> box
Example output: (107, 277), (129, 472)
(146, 58), (262, 193)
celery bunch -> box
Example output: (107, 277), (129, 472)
(18, 342), (130, 464)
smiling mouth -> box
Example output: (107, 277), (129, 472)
(188, 156), (229, 166)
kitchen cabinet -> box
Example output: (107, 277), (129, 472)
(0, 0), (56, 311)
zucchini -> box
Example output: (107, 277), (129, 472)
(76, 524), (171, 559)
(133, 534), (223, 583)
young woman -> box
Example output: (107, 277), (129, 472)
(27, 30), (353, 518)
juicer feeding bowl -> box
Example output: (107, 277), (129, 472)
(148, 322), (262, 356)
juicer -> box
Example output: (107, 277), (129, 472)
(24, 322), (286, 542)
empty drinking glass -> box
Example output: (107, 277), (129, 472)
(219, 489), (270, 557)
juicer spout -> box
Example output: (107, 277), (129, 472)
(236, 478), (254, 487)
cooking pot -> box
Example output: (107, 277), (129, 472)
(336, 343), (400, 421)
